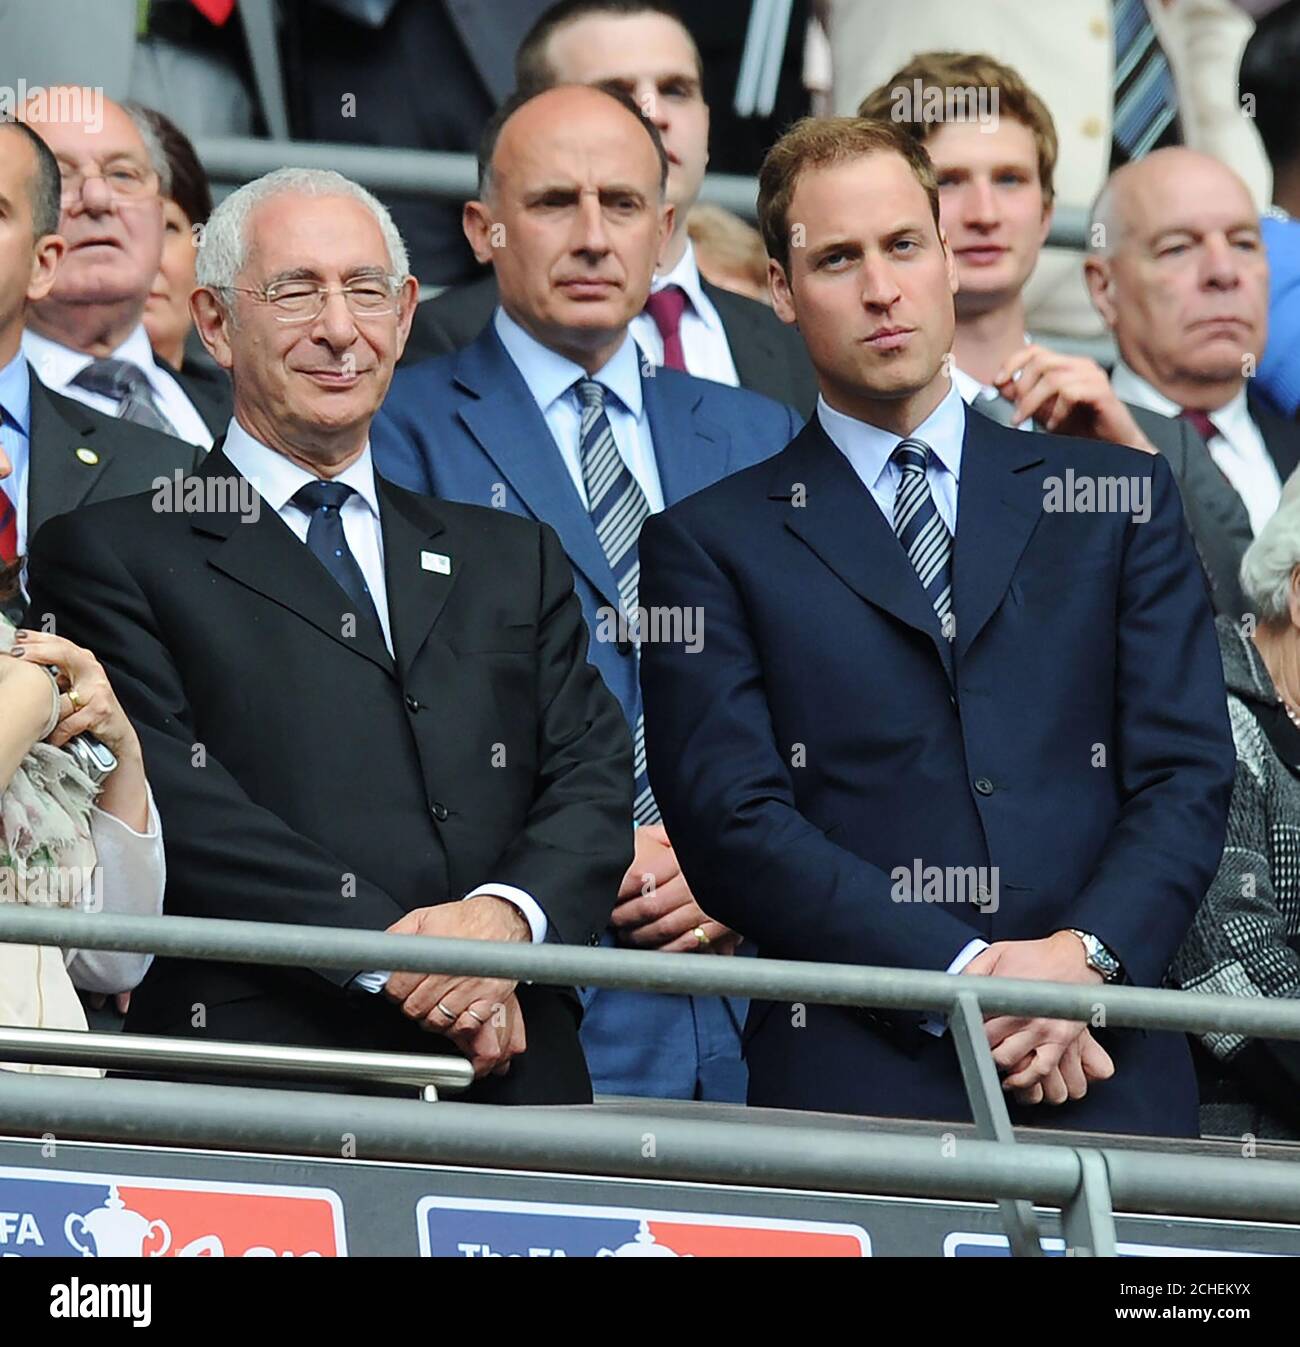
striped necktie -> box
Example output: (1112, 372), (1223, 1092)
(0, 489), (16, 564)
(1111, 0), (1178, 164)
(575, 378), (660, 826)
(892, 438), (954, 629)
(71, 358), (180, 438)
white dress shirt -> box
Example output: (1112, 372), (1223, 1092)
(22, 324), (214, 450)
(951, 335), (1035, 431)
(494, 307), (665, 513)
(814, 378), (988, 1029)
(219, 419), (548, 993)
(1111, 358), (1281, 535)
(630, 240), (740, 388)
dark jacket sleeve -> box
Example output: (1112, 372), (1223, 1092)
(639, 505), (980, 979)
(371, 396), (435, 495)
(24, 510), (407, 990)
(1064, 453), (1236, 986)
(478, 521), (633, 946)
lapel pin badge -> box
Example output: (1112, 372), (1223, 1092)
(75, 447), (99, 466)
(421, 550), (452, 575)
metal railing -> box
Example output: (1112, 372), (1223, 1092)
(1, 903), (1297, 1257)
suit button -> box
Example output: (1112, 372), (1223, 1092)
(430, 801), (449, 822)
(587, 933), (600, 946)
(404, 694), (422, 713)
(973, 777), (995, 796)
(616, 638), (635, 657)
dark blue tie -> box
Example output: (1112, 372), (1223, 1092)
(892, 438), (954, 631)
(291, 480), (384, 641)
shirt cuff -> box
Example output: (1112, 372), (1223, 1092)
(464, 884), (548, 944)
(920, 938), (991, 1038)
(349, 886), (548, 996)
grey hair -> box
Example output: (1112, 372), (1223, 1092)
(194, 167), (410, 293)
(121, 102), (172, 198)
(1241, 496), (1300, 622)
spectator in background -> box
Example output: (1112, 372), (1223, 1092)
(133, 105), (231, 435)
(374, 86), (802, 1103)
(827, 0), (1272, 341)
(1239, 0), (1300, 420)
(19, 91), (220, 448)
(859, 52), (1253, 617)
(1086, 148), (1299, 539)
(687, 204), (771, 304)
(405, 0), (817, 416)
(1168, 498), (1300, 1141)
(0, 555), (164, 1077)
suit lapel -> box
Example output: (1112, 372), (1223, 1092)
(26, 371), (114, 531)
(452, 331), (622, 609)
(702, 280), (781, 392)
(777, 421), (956, 680)
(644, 370), (731, 505)
(1248, 391), (1300, 483)
(194, 450), (394, 677)
(377, 477), (457, 681)
(950, 413), (1046, 661)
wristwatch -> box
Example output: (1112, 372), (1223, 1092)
(1069, 929), (1123, 982)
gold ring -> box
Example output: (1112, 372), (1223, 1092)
(693, 925), (710, 948)
(465, 1008), (488, 1025)
(67, 686), (83, 711)
(435, 1000), (456, 1021)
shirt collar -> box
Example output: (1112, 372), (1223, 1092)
(1110, 356), (1251, 440)
(817, 378), (966, 491)
(0, 348), (32, 436)
(651, 240), (723, 334)
(22, 322), (169, 397)
(220, 417), (381, 518)
(493, 306), (644, 419)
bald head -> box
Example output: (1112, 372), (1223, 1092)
(1084, 148), (1267, 410)
(464, 83), (674, 373)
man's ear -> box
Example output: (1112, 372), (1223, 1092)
(392, 273), (420, 360)
(769, 258), (797, 326)
(463, 199), (496, 265)
(1083, 256), (1117, 327)
(656, 202), (676, 270)
(190, 287), (235, 371)
(941, 228), (958, 296)
(1038, 200), (1054, 251)
(27, 232), (65, 304)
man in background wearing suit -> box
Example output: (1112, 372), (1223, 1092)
(374, 85), (801, 1101)
(18, 90), (220, 449)
(859, 51), (1253, 618)
(639, 117), (1235, 1136)
(1088, 147), (1300, 545)
(24, 166), (634, 1102)
(404, 0), (818, 418)
(0, 119), (196, 623)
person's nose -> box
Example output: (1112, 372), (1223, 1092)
(1201, 233), (1240, 290)
(637, 79), (667, 129)
(573, 193), (610, 259)
(312, 288), (360, 351)
(961, 177), (999, 230)
(860, 252), (902, 311)
(74, 173), (115, 218)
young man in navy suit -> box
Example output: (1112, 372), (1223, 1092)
(372, 85), (802, 1101)
(638, 116), (1236, 1137)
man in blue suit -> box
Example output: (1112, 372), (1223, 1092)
(638, 115), (1236, 1137)
(373, 84), (801, 1100)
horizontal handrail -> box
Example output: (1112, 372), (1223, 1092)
(0, 1026), (473, 1093)
(0, 905), (1296, 1042)
(194, 136), (1093, 248)
(2, 1073), (1298, 1225)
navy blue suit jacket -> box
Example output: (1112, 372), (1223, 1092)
(372, 325), (803, 729)
(638, 409), (1236, 1136)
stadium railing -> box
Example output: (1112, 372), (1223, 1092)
(0, 903), (1298, 1258)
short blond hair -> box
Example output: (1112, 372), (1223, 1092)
(757, 116), (940, 275)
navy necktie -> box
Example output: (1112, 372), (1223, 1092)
(892, 438), (954, 631)
(71, 358), (179, 437)
(291, 480), (384, 642)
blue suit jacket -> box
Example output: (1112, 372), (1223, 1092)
(639, 410), (1236, 1136)
(372, 324), (803, 1099)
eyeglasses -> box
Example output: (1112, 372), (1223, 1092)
(58, 160), (159, 206)
(225, 278), (402, 324)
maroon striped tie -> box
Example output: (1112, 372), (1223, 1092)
(0, 491), (16, 564)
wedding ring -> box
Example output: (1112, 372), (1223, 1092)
(435, 1000), (456, 1021)
(67, 686), (83, 711)
(693, 925), (710, 948)
(465, 1008), (488, 1025)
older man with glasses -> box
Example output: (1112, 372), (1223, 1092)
(19, 89), (216, 449)
(22, 166), (633, 1101)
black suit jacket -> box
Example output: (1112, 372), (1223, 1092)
(24, 450), (634, 1102)
(1249, 389), (1300, 487)
(170, 359), (233, 441)
(401, 272), (820, 417)
(9, 372), (200, 622)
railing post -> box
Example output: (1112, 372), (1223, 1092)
(1061, 1149), (1119, 1257)
(950, 990), (1044, 1257)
